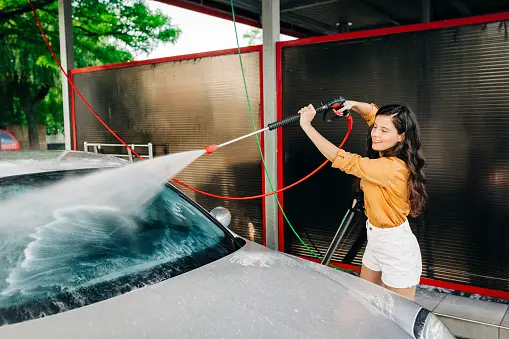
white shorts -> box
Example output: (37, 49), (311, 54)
(362, 219), (422, 289)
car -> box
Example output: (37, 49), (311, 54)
(0, 151), (455, 339)
(0, 130), (21, 151)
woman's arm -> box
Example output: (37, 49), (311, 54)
(298, 101), (375, 161)
(299, 103), (396, 187)
(335, 100), (378, 127)
(334, 100), (376, 118)
(300, 124), (338, 161)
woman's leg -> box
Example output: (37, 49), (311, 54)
(362, 263), (418, 300)
(360, 264), (383, 287)
(384, 284), (417, 301)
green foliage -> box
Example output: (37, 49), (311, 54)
(243, 28), (262, 46)
(0, 0), (180, 145)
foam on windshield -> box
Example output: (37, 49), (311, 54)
(0, 150), (213, 311)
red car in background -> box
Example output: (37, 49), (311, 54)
(0, 130), (21, 151)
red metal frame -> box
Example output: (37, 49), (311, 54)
(70, 46), (262, 74)
(276, 43), (285, 252)
(69, 45), (266, 245)
(278, 11), (509, 48)
(419, 277), (509, 301)
(70, 71), (77, 150)
(301, 256), (509, 300)
(276, 11), (509, 297)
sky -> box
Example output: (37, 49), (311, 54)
(136, 1), (295, 60)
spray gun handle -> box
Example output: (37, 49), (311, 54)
(267, 97), (350, 131)
(323, 108), (353, 123)
(268, 114), (300, 130)
(316, 97), (352, 123)
(315, 97), (346, 113)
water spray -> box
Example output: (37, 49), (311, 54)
(204, 97), (351, 154)
(28, 0), (357, 271)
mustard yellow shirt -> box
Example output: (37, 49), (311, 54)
(331, 105), (410, 228)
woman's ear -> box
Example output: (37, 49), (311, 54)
(397, 133), (405, 143)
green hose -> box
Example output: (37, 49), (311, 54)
(228, 1), (354, 273)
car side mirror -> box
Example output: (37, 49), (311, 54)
(210, 207), (231, 228)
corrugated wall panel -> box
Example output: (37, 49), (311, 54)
(73, 52), (263, 244)
(281, 21), (509, 292)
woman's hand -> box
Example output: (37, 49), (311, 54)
(299, 104), (316, 128)
(333, 100), (357, 116)
(299, 105), (341, 162)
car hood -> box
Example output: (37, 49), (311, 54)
(0, 241), (452, 339)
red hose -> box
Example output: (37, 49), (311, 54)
(28, 0), (353, 201)
(172, 116), (352, 200)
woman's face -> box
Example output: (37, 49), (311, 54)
(371, 115), (404, 151)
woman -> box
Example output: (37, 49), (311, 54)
(299, 100), (427, 301)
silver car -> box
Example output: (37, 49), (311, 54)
(0, 151), (454, 338)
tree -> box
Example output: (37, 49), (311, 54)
(0, 0), (181, 149)
(243, 27), (262, 46)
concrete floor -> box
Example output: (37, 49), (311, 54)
(415, 287), (509, 339)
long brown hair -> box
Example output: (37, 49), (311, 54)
(365, 104), (428, 217)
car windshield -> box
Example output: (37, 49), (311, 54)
(0, 169), (243, 326)
(0, 132), (15, 145)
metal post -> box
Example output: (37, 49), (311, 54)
(148, 143), (153, 159)
(83, 141), (88, 152)
(128, 144), (133, 162)
(58, 0), (74, 150)
(321, 199), (359, 266)
(262, 0), (280, 250)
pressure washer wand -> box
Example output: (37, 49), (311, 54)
(205, 126), (270, 154)
(205, 97), (349, 154)
(218, 127), (270, 149)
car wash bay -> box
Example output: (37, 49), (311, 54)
(55, 0), (509, 338)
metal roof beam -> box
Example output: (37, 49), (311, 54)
(216, 0), (338, 35)
(281, 0), (402, 27)
(357, 0), (401, 25)
(213, 0), (260, 15)
(282, 12), (338, 35)
(281, 0), (340, 13)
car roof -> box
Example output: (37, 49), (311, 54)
(0, 151), (129, 178)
